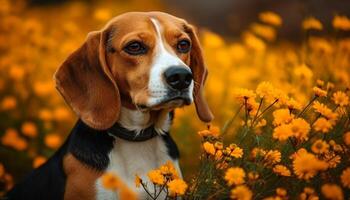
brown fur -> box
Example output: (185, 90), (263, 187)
(63, 154), (102, 200)
(54, 11), (213, 130)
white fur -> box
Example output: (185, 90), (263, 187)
(95, 18), (190, 200)
(147, 18), (194, 107)
(96, 107), (181, 200)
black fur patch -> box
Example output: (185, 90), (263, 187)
(6, 139), (68, 200)
(6, 117), (180, 199)
(68, 120), (114, 171)
(161, 133), (180, 160)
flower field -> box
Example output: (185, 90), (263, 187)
(1, 0), (350, 199)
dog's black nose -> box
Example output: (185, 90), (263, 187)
(164, 66), (193, 90)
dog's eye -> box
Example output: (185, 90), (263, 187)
(123, 41), (147, 55)
(177, 39), (191, 53)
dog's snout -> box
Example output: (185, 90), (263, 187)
(164, 66), (192, 90)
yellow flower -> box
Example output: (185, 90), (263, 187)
(299, 187), (319, 200)
(323, 152), (341, 168)
(333, 15), (350, 31)
(167, 179), (188, 196)
(272, 109), (294, 126)
(321, 184), (344, 200)
(263, 150), (281, 166)
(250, 148), (266, 158)
(230, 185), (253, 200)
(134, 175), (141, 188)
(250, 23), (276, 41)
(54, 107), (71, 121)
(215, 150), (223, 160)
(159, 161), (178, 179)
(313, 101), (338, 121)
(202, 31), (225, 48)
(313, 87), (327, 97)
(332, 91), (349, 107)
(273, 165), (291, 176)
(256, 82), (274, 98)
(9, 65), (25, 81)
(224, 167), (246, 186)
(1, 128), (28, 151)
(344, 131), (350, 146)
(39, 109), (53, 121)
(93, 8), (111, 21)
(234, 88), (256, 101)
(259, 11), (282, 26)
(1, 96), (17, 110)
(44, 133), (62, 149)
(287, 98), (302, 110)
(290, 118), (310, 141)
(101, 172), (121, 190)
(313, 117), (332, 133)
(198, 125), (220, 138)
(292, 149), (328, 180)
(276, 188), (287, 196)
(302, 17), (323, 30)
(203, 142), (216, 155)
(294, 64), (313, 80)
(119, 185), (137, 200)
(340, 167), (350, 188)
(247, 172), (259, 181)
(273, 124), (293, 141)
(243, 32), (266, 52)
(21, 122), (38, 138)
(311, 139), (329, 154)
(33, 156), (47, 168)
(230, 146), (244, 158)
(147, 169), (165, 185)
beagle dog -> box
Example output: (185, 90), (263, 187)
(7, 11), (213, 200)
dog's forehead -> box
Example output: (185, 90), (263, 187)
(105, 12), (186, 34)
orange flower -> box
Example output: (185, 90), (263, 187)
(313, 117), (332, 133)
(101, 172), (121, 190)
(147, 169), (165, 185)
(344, 131), (350, 146)
(332, 91), (349, 107)
(134, 175), (141, 188)
(259, 11), (282, 26)
(197, 125), (220, 138)
(1, 128), (28, 151)
(224, 167), (245, 186)
(203, 142), (216, 155)
(273, 165), (291, 176)
(313, 87), (327, 97)
(1, 96), (17, 110)
(167, 179), (188, 196)
(321, 184), (344, 200)
(302, 17), (323, 30)
(44, 133), (62, 149)
(33, 156), (47, 168)
(333, 15), (350, 30)
(292, 149), (328, 180)
(273, 109), (294, 126)
(21, 122), (38, 138)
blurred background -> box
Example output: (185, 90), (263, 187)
(1, 0), (350, 194)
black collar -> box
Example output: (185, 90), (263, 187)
(107, 123), (158, 142)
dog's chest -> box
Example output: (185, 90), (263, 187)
(95, 136), (180, 200)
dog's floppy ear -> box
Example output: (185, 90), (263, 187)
(186, 24), (214, 122)
(54, 29), (120, 130)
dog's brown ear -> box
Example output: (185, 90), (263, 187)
(54, 30), (120, 130)
(187, 25), (214, 122)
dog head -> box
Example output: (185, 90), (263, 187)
(54, 12), (213, 130)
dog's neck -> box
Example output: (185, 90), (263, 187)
(117, 106), (172, 134)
